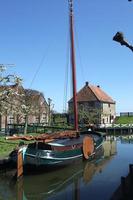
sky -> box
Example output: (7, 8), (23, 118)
(0, 0), (133, 114)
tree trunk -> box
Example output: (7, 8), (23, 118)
(24, 115), (28, 135)
(0, 114), (1, 130)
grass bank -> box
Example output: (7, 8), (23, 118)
(115, 116), (133, 124)
(0, 136), (34, 158)
(0, 132), (50, 158)
(0, 137), (19, 158)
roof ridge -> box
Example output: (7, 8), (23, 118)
(68, 83), (115, 104)
(88, 84), (100, 101)
(89, 85), (115, 103)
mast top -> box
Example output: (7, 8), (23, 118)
(69, 0), (73, 5)
(69, 0), (73, 15)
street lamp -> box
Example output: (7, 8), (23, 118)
(48, 98), (52, 126)
(113, 32), (133, 52)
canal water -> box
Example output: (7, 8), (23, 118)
(0, 136), (133, 200)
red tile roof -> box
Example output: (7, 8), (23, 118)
(89, 85), (115, 103)
(69, 83), (115, 104)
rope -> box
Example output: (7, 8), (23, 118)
(29, 43), (52, 88)
(74, 19), (86, 84)
(25, 42), (54, 124)
(63, 30), (70, 113)
(63, 2), (71, 113)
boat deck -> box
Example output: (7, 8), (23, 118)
(48, 133), (99, 147)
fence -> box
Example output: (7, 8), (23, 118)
(0, 123), (72, 136)
(120, 112), (133, 117)
(96, 123), (133, 135)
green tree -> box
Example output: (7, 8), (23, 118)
(78, 104), (101, 126)
(0, 65), (23, 129)
(0, 66), (47, 134)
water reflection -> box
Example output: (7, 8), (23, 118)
(120, 135), (133, 144)
(0, 140), (117, 200)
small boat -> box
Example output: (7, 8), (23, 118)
(23, 132), (103, 167)
(8, 0), (103, 169)
(8, 130), (103, 167)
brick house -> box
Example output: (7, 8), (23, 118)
(0, 84), (49, 130)
(68, 82), (116, 126)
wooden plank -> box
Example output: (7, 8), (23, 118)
(17, 151), (23, 178)
(17, 177), (24, 200)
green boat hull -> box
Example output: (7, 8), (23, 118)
(23, 131), (103, 167)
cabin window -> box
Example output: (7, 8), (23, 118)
(28, 142), (52, 150)
(28, 143), (36, 148)
(38, 142), (52, 150)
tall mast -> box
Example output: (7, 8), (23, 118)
(69, 0), (78, 131)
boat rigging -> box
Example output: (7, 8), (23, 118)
(7, 0), (103, 175)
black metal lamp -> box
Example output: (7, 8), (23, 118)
(113, 32), (133, 52)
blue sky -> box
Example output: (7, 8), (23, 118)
(0, 0), (133, 114)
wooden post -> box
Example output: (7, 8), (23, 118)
(113, 126), (115, 136)
(17, 175), (24, 200)
(121, 176), (126, 197)
(128, 124), (130, 135)
(17, 150), (23, 179)
(106, 128), (108, 135)
(120, 124), (122, 135)
(0, 114), (1, 131)
(129, 164), (133, 182)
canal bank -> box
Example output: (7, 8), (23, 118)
(110, 164), (133, 200)
(96, 125), (133, 136)
(0, 157), (16, 174)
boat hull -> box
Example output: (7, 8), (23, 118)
(9, 131), (103, 168)
(23, 131), (103, 167)
(25, 149), (83, 167)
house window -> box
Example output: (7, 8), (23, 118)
(35, 117), (39, 123)
(9, 116), (14, 124)
(108, 103), (110, 108)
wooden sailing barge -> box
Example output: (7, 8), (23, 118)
(8, 0), (103, 169)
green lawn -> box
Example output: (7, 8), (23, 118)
(0, 136), (34, 158)
(0, 132), (51, 158)
(0, 137), (19, 158)
(114, 116), (133, 124)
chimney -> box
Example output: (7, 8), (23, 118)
(85, 81), (89, 86)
